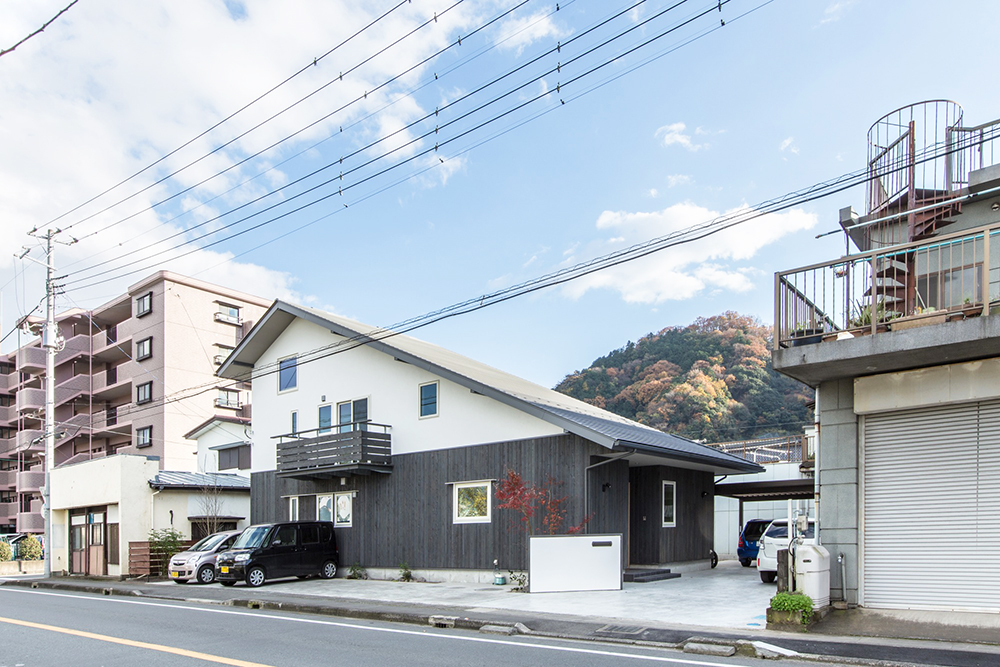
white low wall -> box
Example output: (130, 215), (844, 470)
(529, 534), (622, 593)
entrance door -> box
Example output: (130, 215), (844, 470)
(87, 511), (106, 576)
(70, 513), (86, 573)
(68, 507), (106, 575)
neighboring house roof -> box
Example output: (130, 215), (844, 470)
(218, 301), (762, 474)
(184, 415), (251, 441)
(149, 471), (251, 491)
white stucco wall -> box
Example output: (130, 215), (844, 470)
(713, 462), (815, 559)
(251, 317), (563, 472)
(193, 421), (252, 477)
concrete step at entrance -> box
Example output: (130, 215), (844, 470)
(623, 568), (681, 583)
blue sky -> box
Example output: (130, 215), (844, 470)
(2, 0), (1000, 387)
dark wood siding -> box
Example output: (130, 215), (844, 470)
(253, 434), (619, 570)
(628, 466), (714, 565)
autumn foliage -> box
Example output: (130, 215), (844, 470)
(495, 470), (591, 535)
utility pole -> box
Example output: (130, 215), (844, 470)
(24, 228), (71, 578)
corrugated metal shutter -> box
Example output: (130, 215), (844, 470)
(863, 400), (1000, 611)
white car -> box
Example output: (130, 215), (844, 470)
(757, 518), (815, 583)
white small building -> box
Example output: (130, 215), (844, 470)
(49, 454), (250, 576)
(186, 415), (253, 478)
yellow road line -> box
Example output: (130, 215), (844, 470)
(0, 615), (274, 667)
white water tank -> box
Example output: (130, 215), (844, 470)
(795, 544), (830, 608)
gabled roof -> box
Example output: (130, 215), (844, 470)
(184, 415), (251, 441)
(219, 301), (762, 474)
(149, 471), (251, 491)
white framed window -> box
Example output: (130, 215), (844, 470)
(278, 356), (297, 392)
(318, 404), (332, 434)
(216, 388), (241, 409)
(317, 494), (333, 522)
(290, 411), (298, 435)
(214, 344), (234, 365)
(419, 381), (438, 418)
(136, 426), (152, 448)
(289, 496), (299, 521)
(334, 492), (353, 527)
(215, 303), (242, 325)
(662, 480), (676, 528)
(135, 337), (152, 361)
(453, 481), (491, 524)
(135, 292), (152, 317)
(136, 381), (152, 405)
(337, 397), (369, 433)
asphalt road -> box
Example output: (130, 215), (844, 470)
(0, 586), (852, 667)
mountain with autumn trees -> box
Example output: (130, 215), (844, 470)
(554, 312), (812, 443)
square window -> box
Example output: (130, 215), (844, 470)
(135, 337), (152, 361)
(453, 481), (491, 524)
(215, 303), (242, 325)
(216, 388), (241, 409)
(662, 481), (676, 528)
(278, 357), (297, 392)
(135, 292), (152, 317)
(136, 381), (152, 405)
(419, 381), (438, 418)
(136, 426), (152, 448)
(218, 445), (250, 471)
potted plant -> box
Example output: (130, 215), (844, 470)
(766, 591), (815, 630)
(790, 322), (823, 346)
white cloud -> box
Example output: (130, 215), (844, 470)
(780, 137), (800, 155)
(821, 1), (857, 24)
(666, 174), (692, 188)
(495, 11), (570, 57)
(563, 202), (817, 304)
(648, 188), (659, 198)
(655, 122), (705, 151)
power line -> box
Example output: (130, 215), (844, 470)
(66, 0), (724, 290)
(0, 0), (79, 59)
(50, 0), (416, 231)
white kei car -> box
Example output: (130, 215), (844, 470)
(756, 518), (816, 583)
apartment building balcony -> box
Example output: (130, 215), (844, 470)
(0, 469), (15, 488)
(0, 405), (14, 425)
(16, 387), (44, 415)
(93, 324), (132, 363)
(16, 470), (44, 493)
(773, 221), (1000, 385)
(0, 370), (14, 392)
(275, 422), (392, 479)
(0, 502), (16, 522)
(55, 333), (92, 366)
(92, 364), (132, 401)
(16, 346), (45, 374)
(0, 437), (13, 456)
(90, 408), (132, 441)
(15, 429), (44, 454)
(55, 373), (92, 407)
(17, 508), (43, 533)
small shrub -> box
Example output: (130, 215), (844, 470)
(770, 591), (814, 625)
(507, 570), (528, 593)
(19, 535), (42, 561)
(148, 528), (184, 576)
(0, 540), (12, 562)
(347, 562), (368, 580)
(398, 561), (413, 582)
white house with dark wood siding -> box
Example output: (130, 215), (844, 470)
(218, 301), (761, 579)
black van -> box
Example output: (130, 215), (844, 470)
(215, 521), (338, 587)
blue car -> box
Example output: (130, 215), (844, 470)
(737, 519), (771, 567)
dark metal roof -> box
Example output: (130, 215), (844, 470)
(149, 471), (250, 491)
(534, 405), (763, 473)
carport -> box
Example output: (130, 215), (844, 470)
(714, 478), (814, 529)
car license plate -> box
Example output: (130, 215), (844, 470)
(170, 571), (179, 578)
(220, 566), (229, 573)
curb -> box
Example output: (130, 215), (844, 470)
(0, 578), (985, 667)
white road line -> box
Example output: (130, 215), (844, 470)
(0, 587), (743, 666)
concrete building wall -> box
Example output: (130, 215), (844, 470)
(251, 317), (563, 472)
(817, 378), (860, 605)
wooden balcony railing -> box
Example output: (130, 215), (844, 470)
(274, 421), (391, 478)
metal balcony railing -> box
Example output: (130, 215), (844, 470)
(774, 221), (1000, 348)
(275, 422), (391, 477)
(710, 435), (807, 464)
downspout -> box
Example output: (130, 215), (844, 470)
(584, 450), (633, 534)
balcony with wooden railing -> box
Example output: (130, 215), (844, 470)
(275, 422), (392, 478)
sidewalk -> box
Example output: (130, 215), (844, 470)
(3, 561), (999, 667)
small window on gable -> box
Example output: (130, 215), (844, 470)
(136, 426), (152, 448)
(135, 337), (152, 361)
(662, 480), (676, 528)
(278, 356), (297, 392)
(419, 381), (438, 418)
(136, 381), (152, 405)
(136, 292), (153, 317)
(453, 481), (491, 524)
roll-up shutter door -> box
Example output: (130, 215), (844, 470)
(863, 399), (1000, 611)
